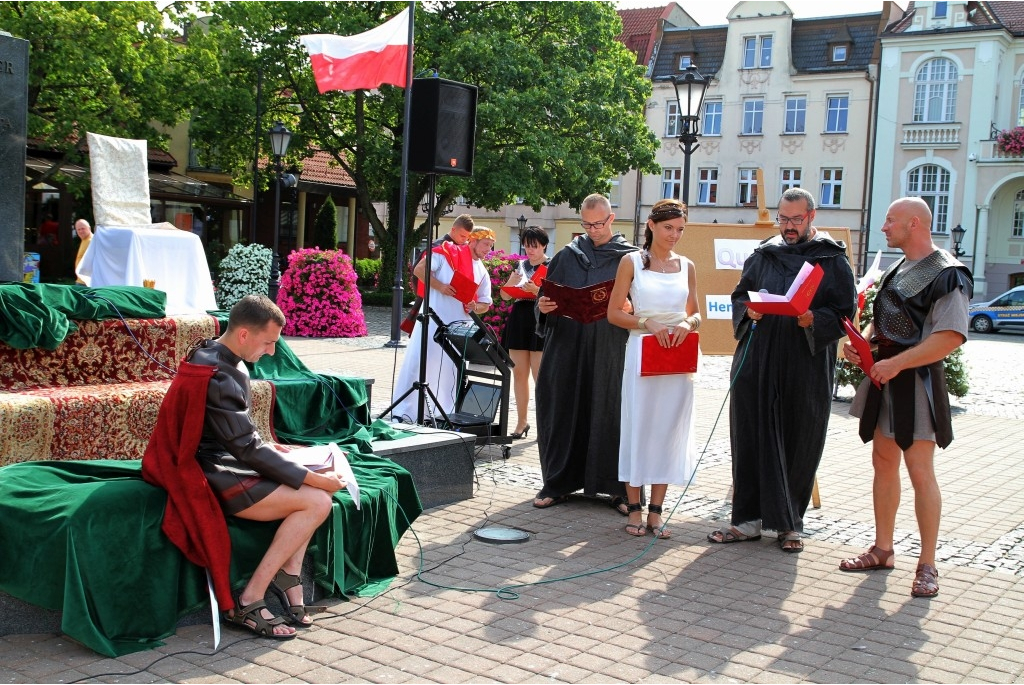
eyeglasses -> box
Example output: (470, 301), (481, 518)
(580, 214), (611, 230)
(776, 214), (808, 227)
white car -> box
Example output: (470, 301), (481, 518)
(969, 285), (1024, 333)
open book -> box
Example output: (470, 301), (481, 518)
(541, 277), (616, 324)
(500, 264), (547, 300)
(746, 262), (824, 316)
(281, 442), (361, 509)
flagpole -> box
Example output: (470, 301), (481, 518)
(386, 1), (416, 347)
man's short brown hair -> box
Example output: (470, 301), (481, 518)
(452, 214), (474, 231)
(227, 294), (285, 332)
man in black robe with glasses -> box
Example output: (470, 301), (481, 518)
(533, 193), (636, 513)
(708, 188), (856, 552)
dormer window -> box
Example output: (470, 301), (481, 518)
(832, 45), (848, 62)
(934, 1), (948, 18)
(678, 55), (693, 70)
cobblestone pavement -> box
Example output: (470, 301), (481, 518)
(2, 306), (1023, 683)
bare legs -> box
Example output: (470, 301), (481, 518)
(870, 429), (941, 567)
(508, 348), (542, 434)
(231, 484), (334, 636)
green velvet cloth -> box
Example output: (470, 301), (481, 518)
(0, 458), (420, 657)
(0, 283), (166, 350)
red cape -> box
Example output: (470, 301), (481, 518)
(415, 242), (475, 298)
(141, 361), (234, 610)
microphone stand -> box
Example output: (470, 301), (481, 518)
(380, 173), (453, 426)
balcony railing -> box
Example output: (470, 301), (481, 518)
(901, 122), (961, 148)
(980, 140), (1024, 161)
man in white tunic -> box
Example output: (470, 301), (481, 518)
(389, 229), (495, 423)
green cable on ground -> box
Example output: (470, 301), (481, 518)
(381, 326), (757, 599)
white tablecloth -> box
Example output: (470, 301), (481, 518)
(76, 225), (218, 316)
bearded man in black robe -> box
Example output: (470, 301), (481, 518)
(533, 193), (637, 510)
(708, 188), (856, 552)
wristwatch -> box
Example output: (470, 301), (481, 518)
(637, 317), (648, 330)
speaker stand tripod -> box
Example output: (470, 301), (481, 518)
(381, 173), (453, 426)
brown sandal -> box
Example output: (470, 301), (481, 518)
(911, 563), (939, 598)
(839, 545), (895, 572)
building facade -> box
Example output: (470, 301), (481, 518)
(646, 1), (899, 271)
(868, 0), (1024, 298)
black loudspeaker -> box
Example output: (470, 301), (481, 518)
(408, 78), (477, 176)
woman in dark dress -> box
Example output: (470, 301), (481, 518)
(499, 226), (550, 439)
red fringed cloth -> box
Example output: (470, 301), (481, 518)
(141, 361), (234, 611)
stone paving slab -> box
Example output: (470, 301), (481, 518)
(2, 308), (1023, 683)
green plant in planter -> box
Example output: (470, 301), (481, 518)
(216, 243), (272, 310)
(836, 286), (969, 398)
(313, 196), (338, 249)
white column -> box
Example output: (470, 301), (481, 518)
(974, 204), (989, 298)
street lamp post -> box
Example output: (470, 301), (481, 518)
(663, 65), (710, 206)
(516, 214), (527, 254)
(267, 121), (292, 301)
(951, 223), (967, 258)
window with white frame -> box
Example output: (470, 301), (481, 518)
(738, 169), (758, 205)
(666, 100), (681, 138)
(826, 96), (849, 133)
(702, 100), (723, 136)
(913, 58), (958, 123)
(1013, 190), (1024, 238)
(742, 98), (764, 135)
(742, 35), (773, 69)
(662, 168), (682, 200)
(780, 168), (802, 194)
(1018, 82), (1024, 127)
(697, 169), (718, 205)
(608, 178), (621, 208)
(678, 55), (693, 70)
(785, 97), (806, 134)
(820, 168), (843, 206)
(934, 1), (948, 18)
(907, 164), (951, 233)
(832, 45), (848, 62)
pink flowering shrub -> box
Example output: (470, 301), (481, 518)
(277, 248), (368, 338)
(996, 126), (1024, 156)
(480, 250), (525, 342)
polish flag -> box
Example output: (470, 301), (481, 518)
(299, 9), (410, 93)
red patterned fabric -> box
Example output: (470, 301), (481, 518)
(0, 315), (217, 391)
(142, 361), (234, 611)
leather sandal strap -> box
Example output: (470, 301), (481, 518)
(272, 569), (302, 592)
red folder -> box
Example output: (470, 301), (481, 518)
(639, 332), (699, 376)
(842, 317), (880, 388)
(746, 262), (824, 316)
(542, 277), (616, 324)
(448, 269), (479, 305)
(501, 264), (547, 300)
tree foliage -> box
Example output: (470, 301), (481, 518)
(178, 1), (659, 292)
(1, 1), (202, 185)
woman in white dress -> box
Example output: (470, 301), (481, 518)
(390, 231), (494, 422)
(607, 199), (699, 538)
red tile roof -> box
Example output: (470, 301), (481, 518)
(298, 150), (355, 188)
(617, 5), (669, 65)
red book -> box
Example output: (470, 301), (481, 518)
(639, 332), (699, 376)
(501, 264), (547, 300)
(541, 277), (616, 324)
(746, 262), (825, 316)
(842, 317), (880, 388)
(448, 269), (480, 305)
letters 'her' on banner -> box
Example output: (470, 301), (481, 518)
(299, 8), (410, 93)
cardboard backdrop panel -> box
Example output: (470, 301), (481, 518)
(676, 223), (853, 356)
